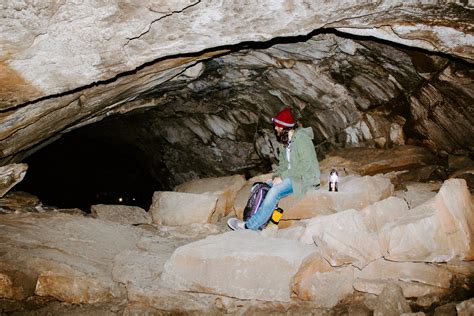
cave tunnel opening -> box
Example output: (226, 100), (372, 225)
(14, 123), (161, 212)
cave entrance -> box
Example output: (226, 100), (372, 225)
(14, 122), (161, 212)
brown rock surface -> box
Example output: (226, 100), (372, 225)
(91, 204), (152, 225)
(0, 212), (142, 303)
(379, 179), (474, 262)
(354, 258), (453, 298)
(175, 174), (246, 219)
(0, 164), (28, 198)
(301, 209), (382, 268)
(159, 230), (316, 302)
(149, 191), (218, 225)
(291, 252), (357, 308)
(319, 145), (437, 175)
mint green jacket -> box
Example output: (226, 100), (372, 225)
(274, 127), (320, 197)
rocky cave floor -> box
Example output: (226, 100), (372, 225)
(0, 145), (473, 315)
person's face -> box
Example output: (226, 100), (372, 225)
(274, 125), (283, 136)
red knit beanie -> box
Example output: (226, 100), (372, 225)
(272, 107), (295, 128)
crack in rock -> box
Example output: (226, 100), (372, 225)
(124, 1), (202, 46)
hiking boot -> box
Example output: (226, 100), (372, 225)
(227, 218), (246, 231)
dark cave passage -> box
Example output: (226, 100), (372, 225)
(14, 128), (161, 212)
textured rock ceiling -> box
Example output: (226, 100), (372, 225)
(1, 1), (473, 192)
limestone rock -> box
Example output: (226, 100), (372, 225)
(3, 2), (470, 108)
(0, 263), (37, 300)
(0, 190), (42, 214)
(0, 163), (28, 198)
(393, 182), (442, 209)
(232, 173), (272, 216)
(373, 284), (411, 316)
(457, 298), (474, 316)
(175, 174), (246, 219)
(353, 258), (452, 298)
(450, 168), (474, 193)
(149, 191), (218, 226)
(0, 212), (142, 304)
(319, 146), (437, 175)
(112, 250), (166, 288)
(159, 230), (316, 301)
(301, 209), (382, 268)
(379, 179), (474, 262)
(360, 196), (409, 233)
(234, 174), (393, 221)
(275, 225), (306, 241)
(91, 204), (152, 225)
(35, 269), (123, 305)
(126, 284), (230, 314)
(291, 252), (357, 308)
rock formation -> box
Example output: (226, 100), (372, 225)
(0, 2), (472, 191)
(0, 1), (473, 314)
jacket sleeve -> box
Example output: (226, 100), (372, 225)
(273, 145), (288, 177)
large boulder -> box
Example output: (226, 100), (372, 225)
(300, 209), (382, 268)
(360, 196), (409, 233)
(149, 191), (218, 225)
(159, 230), (316, 301)
(291, 252), (357, 308)
(91, 204), (152, 225)
(372, 284), (411, 316)
(234, 174), (393, 221)
(379, 179), (474, 262)
(393, 181), (442, 209)
(0, 212), (142, 303)
(353, 258), (453, 298)
(175, 174), (246, 220)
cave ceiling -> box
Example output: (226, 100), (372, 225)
(0, 1), (473, 188)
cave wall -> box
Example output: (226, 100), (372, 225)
(60, 32), (473, 189)
(1, 1), (473, 191)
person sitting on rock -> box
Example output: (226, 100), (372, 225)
(228, 107), (320, 230)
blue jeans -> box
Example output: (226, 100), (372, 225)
(245, 177), (294, 230)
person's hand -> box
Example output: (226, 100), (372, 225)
(273, 177), (283, 185)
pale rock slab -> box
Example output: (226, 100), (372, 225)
(394, 182), (442, 209)
(373, 284), (411, 316)
(159, 230), (316, 302)
(353, 258), (452, 298)
(234, 174), (393, 220)
(301, 209), (382, 268)
(112, 250), (167, 289)
(457, 297), (474, 316)
(149, 191), (218, 226)
(35, 269), (123, 305)
(0, 163), (28, 198)
(91, 204), (152, 225)
(319, 146), (436, 176)
(232, 173), (272, 217)
(354, 279), (447, 299)
(0, 212), (142, 303)
(379, 179), (474, 262)
(127, 283), (232, 314)
(275, 225), (306, 241)
(360, 196), (410, 233)
(442, 259), (474, 276)
(175, 174), (246, 219)
(291, 252), (357, 308)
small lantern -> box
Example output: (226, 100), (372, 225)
(328, 168), (339, 192)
